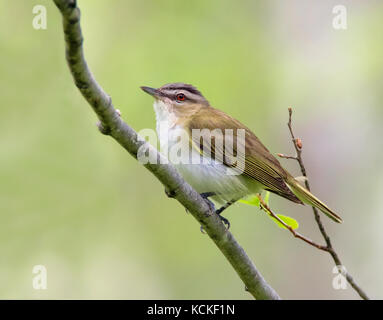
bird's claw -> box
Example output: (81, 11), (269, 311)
(200, 193), (216, 212)
(205, 199), (216, 213)
(198, 192), (230, 232)
(219, 215), (231, 230)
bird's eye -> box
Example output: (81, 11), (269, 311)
(176, 93), (185, 102)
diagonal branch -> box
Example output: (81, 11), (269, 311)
(52, 0), (280, 300)
(278, 108), (369, 300)
(257, 195), (329, 252)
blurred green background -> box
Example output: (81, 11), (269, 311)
(0, 0), (382, 299)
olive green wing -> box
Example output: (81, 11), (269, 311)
(187, 107), (302, 204)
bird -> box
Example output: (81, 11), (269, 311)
(141, 83), (342, 227)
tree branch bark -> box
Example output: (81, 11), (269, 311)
(52, 0), (280, 300)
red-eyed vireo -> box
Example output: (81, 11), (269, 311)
(141, 83), (342, 227)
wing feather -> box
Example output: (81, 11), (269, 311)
(186, 107), (302, 204)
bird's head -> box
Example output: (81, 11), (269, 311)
(141, 83), (209, 122)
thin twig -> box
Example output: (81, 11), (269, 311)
(277, 153), (297, 160)
(257, 195), (329, 252)
(52, 0), (280, 300)
(278, 107), (369, 300)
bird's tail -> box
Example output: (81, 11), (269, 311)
(286, 178), (343, 223)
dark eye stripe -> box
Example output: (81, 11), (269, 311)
(160, 89), (204, 104)
(161, 83), (203, 97)
(159, 83), (210, 106)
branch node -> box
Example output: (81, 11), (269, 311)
(295, 138), (302, 149)
(165, 188), (176, 198)
(68, 0), (77, 9)
(97, 121), (111, 135)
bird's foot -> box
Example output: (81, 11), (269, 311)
(200, 213), (230, 233)
(199, 192), (232, 230)
(205, 198), (216, 213)
(200, 192), (216, 214)
(200, 192), (216, 198)
(218, 215), (231, 230)
(199, 192), (231, 231)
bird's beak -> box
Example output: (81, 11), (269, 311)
(140, 86), (161, 99)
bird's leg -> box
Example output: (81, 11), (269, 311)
(215, 199), (236, 215)
(199, 193), (236, 231)
(215, 199), (237, 230)
(200, 192), (217, 212)
(200, 192), (217, 199)
(199, 192), (217, 233)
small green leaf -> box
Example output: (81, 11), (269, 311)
(239, 194), (260, 207)
(239, 191), (271, 207)
(239, 192), (299, 230)
(272, 214), (299, 230)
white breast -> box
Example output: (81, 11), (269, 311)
(153, 100), (258, 204)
